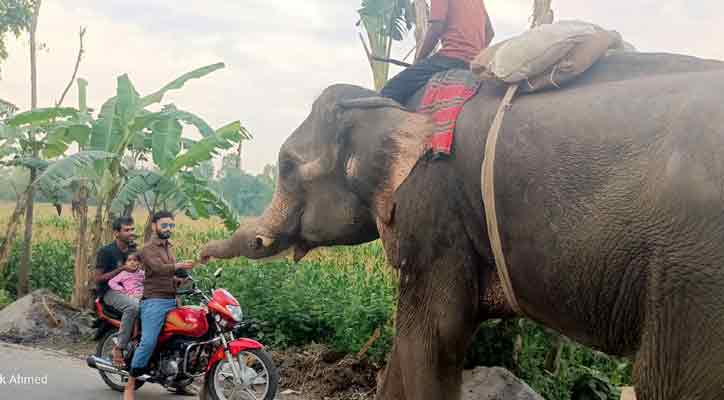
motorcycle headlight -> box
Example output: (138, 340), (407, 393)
(226, 305), (243, 322)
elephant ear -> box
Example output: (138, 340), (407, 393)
(338, 97), (431, 227)
(338, 96), (407, 112)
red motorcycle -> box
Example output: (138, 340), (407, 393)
(87, 268), (279, 400)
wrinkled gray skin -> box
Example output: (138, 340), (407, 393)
(202, 53), (724, 400)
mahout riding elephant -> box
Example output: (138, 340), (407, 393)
(201, 52), (724, 400)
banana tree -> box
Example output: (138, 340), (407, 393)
(357, 0), (415, 90)
(80, 63), (227, 258)
(14, 64), (231, 308)
(110, 120), (249, 241)
(0, 104), (113, 279)
(0, 104), (24, 274)
(0, 99), (18, 118)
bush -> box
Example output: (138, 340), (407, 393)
(501, 319), (632, 400)
(0, 239), (75, 301)
(464, 319), (519, 370)
(192, 242), (397, 362)
(0, 289), (11, 310)
(570, 374), (621, 400)
(34, 215), (75, 231)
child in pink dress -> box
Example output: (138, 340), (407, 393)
(108, 252), (145, 299)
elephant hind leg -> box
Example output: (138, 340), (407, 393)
(633, 262), (724, 400)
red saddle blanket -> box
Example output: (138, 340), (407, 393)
(418, 70), (481, 157)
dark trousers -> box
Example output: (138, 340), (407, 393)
(380, 54), (469, 105)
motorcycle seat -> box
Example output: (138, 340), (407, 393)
(98, 299), (123, 321)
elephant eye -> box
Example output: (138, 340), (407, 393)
(279, 159), (295, 177)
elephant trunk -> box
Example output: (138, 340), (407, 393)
(201, 186), (297, 261)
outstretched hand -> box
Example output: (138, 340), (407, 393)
(175, 261), (194, 270)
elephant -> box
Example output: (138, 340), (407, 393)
(201, 52), (724, 400)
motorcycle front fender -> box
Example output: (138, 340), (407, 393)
(206, 338), (264, 371)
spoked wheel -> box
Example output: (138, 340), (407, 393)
(96, 330), (144, 392)
(205, 348), (279, 400)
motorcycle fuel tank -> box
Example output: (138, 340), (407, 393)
(161, 306), (209, 338)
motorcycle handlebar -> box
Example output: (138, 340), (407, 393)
(176, 275), (214, 303)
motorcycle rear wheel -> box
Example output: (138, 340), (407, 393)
(96, 329), (145, 392)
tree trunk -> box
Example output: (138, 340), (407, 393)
(71, 182), (90, 309)
(122, 200), (135, 217)
(29, 1), (40, 109)
(18, 0), (42, 297)
(143, 193), (160, 242)
(413, 0), (429, 59)
(89, 199), (106, 267)
(143, 212), (154, 243)
(18, 168), (36, 297)
(0, 191), (28, 272)
(102, 181), (122, 244)
(236, 141), (243, 171)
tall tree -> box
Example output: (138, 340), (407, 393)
(260, 163), (277, 188)
(70, 78), (91, 308)
(17, 0), (41, 297)
(0, 0), (33, 76)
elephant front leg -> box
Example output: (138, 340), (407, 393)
(376, 267), (480, 400)
(375, 341), (406, 400)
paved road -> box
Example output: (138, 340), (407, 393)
(0, 341), (196, 399)
(0, 341), (304, 400)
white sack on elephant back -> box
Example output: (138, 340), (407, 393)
(519, 29), (624, 93)
(471, 20), (605, 83)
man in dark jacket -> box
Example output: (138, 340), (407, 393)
(123, 211), (195, 400)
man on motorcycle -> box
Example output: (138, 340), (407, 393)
(94, 216), (139, 369)
(124, 210), (196, 400)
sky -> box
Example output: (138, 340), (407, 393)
(1, 0), (723, 175)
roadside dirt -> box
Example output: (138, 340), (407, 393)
(0, 290), (379, 400)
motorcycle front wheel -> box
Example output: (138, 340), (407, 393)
(96, 329), (145, 392)
(204, 348), (279, 400)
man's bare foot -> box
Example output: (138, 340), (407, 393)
(123, 378), (136, 400)
(111, 346), (125, 368)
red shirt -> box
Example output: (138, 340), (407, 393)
(431, 0), (491, 63)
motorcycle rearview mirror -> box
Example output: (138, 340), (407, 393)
(211, 267), (223, 288)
